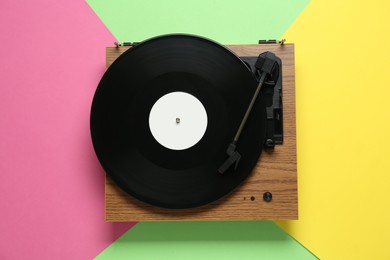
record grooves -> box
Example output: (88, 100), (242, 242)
(91, 35), (267, 209)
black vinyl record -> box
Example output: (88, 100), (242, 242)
(90, 34), (267, 209)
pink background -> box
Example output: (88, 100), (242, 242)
(0, 1), (133, 259)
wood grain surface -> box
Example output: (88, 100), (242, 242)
(104, 44), (297, 221)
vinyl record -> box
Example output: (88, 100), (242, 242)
(90, 34), (267, 209)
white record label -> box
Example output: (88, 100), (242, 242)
(149, 91), (208, 150)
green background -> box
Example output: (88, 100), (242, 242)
(95, 222), (316, 259)
(88, 0), (310, 44)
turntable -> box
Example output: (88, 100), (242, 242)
(90, 34), (297, 221)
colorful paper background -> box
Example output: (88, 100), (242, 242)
(1, 0), (390, 259)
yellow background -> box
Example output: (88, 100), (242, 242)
(277, 0), (390, 259)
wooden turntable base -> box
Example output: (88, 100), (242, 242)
(104, 43), (297, 221)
